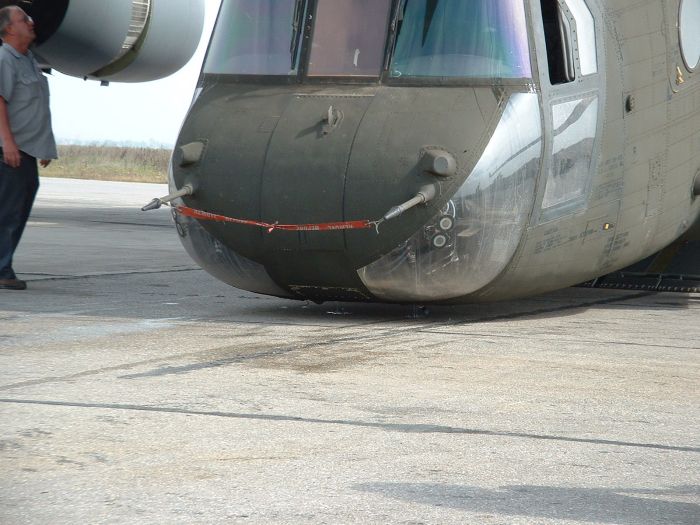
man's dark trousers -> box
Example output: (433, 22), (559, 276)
(0, 151), (39, 280)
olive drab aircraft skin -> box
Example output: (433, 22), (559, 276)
(18, 0), (700, 304)
(169, 0), (700, 303)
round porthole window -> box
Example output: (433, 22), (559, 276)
(680, 0), (700, 71)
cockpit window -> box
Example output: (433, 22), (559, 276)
(389, 0), (532, 79)
(308, 0), (393, 77)
(204, 0), (298, 76)
(203, 0), (533, 82)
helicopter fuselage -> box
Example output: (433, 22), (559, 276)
(171, 0), (700, 303)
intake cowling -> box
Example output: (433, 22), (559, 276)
(17, 0), (204, 82)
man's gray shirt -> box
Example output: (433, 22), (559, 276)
(0, 43), (57, 160)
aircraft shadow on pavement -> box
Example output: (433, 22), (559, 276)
(30, 205), (173, 228)
(245, 289), (695, 323)
(353, 482), (700, 525)
(1, 273), (696, 325)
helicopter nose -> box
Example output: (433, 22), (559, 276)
(172, 84), (515, 301)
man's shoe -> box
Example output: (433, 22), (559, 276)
(0, 278), (27, 290)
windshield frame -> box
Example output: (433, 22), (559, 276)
(200, 0), (537, 89)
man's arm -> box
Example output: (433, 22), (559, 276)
(0, 96), (20, 168)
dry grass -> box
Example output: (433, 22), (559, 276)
(42, 144), (171, 184)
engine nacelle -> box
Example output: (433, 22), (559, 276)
(19, 0), (205, 82)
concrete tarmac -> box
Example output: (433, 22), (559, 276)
(1, 178), (699, 524)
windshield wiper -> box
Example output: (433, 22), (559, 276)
(385, 0), (407, 69)
(290, 0), (306, 70)
(422, 0), (439, 46)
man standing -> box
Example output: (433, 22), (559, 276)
(0, 5), (56, 290)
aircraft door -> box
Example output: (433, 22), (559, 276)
(535, 0), (604, 223)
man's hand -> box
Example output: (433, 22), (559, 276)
(0, 98), (20, 167)
(2, 140), (21, 168)
(39, 159), (51, 168)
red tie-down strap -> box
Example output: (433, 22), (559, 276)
(175, 205), (383, 234)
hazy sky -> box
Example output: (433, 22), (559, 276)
(47, 0), (220, 148)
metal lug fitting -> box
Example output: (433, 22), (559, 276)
(423, 149), (457, 177)
(176, 141), (206, 167)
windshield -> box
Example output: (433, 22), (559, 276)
(308, 0), (393, 77)
(204, 0), (298, 75)
(203, 0), (532, 81)
(390, 0), (532, 79)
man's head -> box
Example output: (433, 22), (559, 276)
(0, 6), (35, 50)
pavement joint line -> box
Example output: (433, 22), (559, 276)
(69, 219), (173, 229)
(0, 348), (228, 391)
(20, 272), (67, 276)
(0, 307), (390, 328)
(414, 331), (700, 350)
(118, 346), (311, 378)
(1, 398), (698, 453)
(31, 213), (172, 225)
(23, 267), (202, 282)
